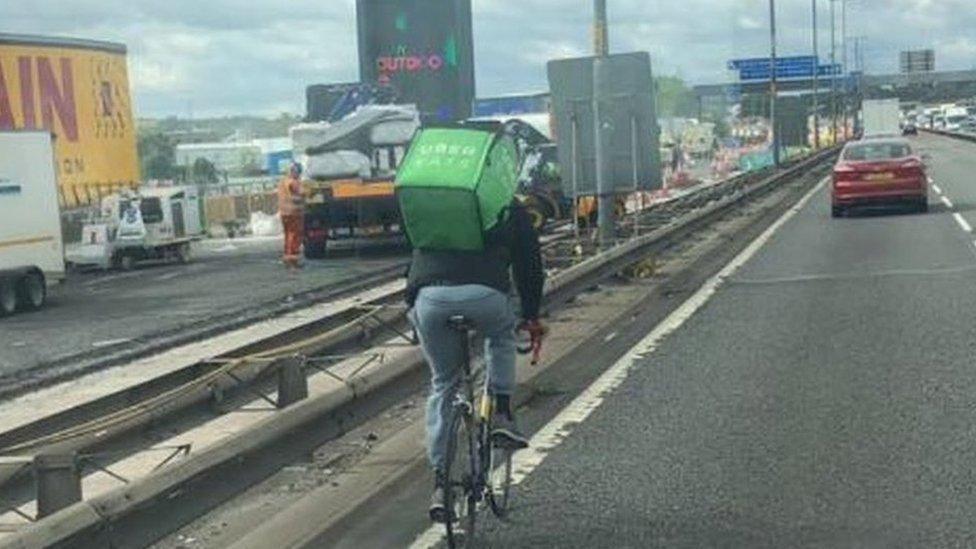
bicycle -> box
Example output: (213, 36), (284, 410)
(437, 315), (515, 548)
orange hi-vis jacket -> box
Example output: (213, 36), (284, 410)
(277, 175), (305, 217)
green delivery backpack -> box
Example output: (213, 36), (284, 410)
(396, 125), (519, 252)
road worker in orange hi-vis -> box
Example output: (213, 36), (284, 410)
(277, 162), (306, 268)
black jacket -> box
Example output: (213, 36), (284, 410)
(406, 202), (544, 320)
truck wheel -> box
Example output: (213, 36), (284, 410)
(0, 279), (16, 316)
(113, 253), (135, 271)
(17, 271), (46, 310)
(176, 243), (192, 264)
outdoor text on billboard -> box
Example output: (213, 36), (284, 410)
(357, 0), (475, 121)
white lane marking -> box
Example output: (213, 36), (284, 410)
(942, 196), (955, 209)
(733, 263), (976, 285)
(953, 213), (973, 233)
(603, 332), (617, 343)
(155, 271), (182, 282)
(91, 338), (133, 348)
(932, 184), (943, 195)
(408, 176), (830, 549)
(928, 176), (934, 184)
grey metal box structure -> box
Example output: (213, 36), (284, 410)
(547, 52), (661, 196)
(356, 0), (475, 122)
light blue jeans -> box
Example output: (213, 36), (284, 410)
(409, 284), (517, 470)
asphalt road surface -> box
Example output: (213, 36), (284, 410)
(0, 236), (406, 377)
(339, 134), (976, 548)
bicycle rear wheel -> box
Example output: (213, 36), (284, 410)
(488, 447), (514, 518)
(443, 408), (478, 547)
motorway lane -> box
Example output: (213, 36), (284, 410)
(358, 138), (976, 548)
(915, 133), (976, 245)
(0, 237), (406, 377)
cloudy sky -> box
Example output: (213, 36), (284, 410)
(5, 0), (975, 118)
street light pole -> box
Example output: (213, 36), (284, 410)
(593, 0), (608, 56)
(830, 0), (837, 143)
(841, 0), (848, 139)
(593, 0), (614, 249)
(812, 0), (820, 149)
(769, 0), (779, 167)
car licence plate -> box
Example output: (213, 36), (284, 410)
(864, 172), (895, 181)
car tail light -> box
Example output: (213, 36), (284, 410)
(895, 158), (924, 179)
(833, 165), (858, 184)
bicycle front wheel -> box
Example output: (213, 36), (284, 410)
(443, 408), (478, 548)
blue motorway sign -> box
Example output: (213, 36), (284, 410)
(728, 55), (816, 71)
(818, 64), (843, 76)
(728, 56), (841, 81)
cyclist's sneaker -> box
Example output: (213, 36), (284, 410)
(491, 413), (529, 449)
(429, 476), (452, 523)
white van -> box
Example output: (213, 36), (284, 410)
(0, 131), (65, 314)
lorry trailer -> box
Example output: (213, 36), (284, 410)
(0, 33), (139, 207)
(861, 99), (902, 138)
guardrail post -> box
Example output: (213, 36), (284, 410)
(34, 453), (82, 518)
(276, 357), (308, 408)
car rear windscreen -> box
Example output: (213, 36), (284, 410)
(843, 143), (912, 161)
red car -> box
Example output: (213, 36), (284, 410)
(831, 138), (928, 217)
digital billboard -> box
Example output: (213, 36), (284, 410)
(356, 0), (475, 122)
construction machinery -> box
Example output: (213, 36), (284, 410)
(67, 187), (203, 270)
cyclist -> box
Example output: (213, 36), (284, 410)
(406, 197), (546, 520)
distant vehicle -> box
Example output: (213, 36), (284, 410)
(960, 117), (976, 134)
(67, 187), (203, 270)
(682, 123), (717, 160)
(921, 107), (940, 128)
(0, 131), (65, 314)
(944, 107), (969, 131)
(297, 105), (418, 259)
(862, 99), (901, 137)
(933, 115), (947, 129)
(832, 138), (927, 218)
(902, 121), (918, 136)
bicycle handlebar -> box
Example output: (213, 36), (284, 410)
(516, 322), (546, 365)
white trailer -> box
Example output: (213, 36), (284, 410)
(862, 99), (902, 138)
(0, 131), (65, 315)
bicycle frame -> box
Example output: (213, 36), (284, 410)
(452, 329), (495, 504)
(441, 320), (515, 547)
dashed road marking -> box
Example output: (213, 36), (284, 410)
(942, 196), (955, 209)
(92, 338), (133, 348)
(932, 184), (943, 195)
(953, 213), (973, 233)
(408, 176), (830, 549)
(155, 271), (183, 282)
